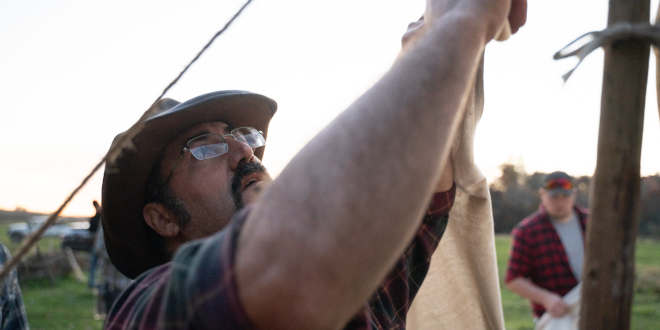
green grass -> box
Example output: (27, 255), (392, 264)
(21, 275), (104, 330)
(496, 235), (535, 330)
(496, 235), (660, 330)
(0, 221), (103, 329)
(636, 239), (660, 268)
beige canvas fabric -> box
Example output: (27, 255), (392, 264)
(407, 55), (506, 330)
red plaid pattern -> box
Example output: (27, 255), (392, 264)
(505, 204), (589, 318)
(360, 184), (455, 329)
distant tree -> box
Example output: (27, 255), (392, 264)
(490, 163), (659, 238)
(525, 172), (546, 191)
(573, 176), (591, 209)
(491, 162), (538, 233)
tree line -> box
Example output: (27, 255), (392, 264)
(490, 162), (660, 238)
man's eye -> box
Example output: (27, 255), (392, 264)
(188, 134), (220, 148)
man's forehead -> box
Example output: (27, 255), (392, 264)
(164, 121), (229, 154)
(176, 121), (232, 141)
(159, 121), (231, 169)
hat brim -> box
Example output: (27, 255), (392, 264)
(102, 90), (277, 279)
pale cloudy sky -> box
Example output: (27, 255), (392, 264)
(1, 0), (659, 216)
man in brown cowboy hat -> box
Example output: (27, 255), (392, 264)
(102, 0), (527, 328)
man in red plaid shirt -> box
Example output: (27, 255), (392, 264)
(505, 171), (589, 320)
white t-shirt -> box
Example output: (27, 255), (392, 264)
(551, 212), (584, 279)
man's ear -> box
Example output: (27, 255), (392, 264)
(143, 203), (180, 237)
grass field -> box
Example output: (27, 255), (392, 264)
(0, 223), (104, 329)
(0, 220), (657, 329)
(22, 276), (103, 330)
(495, 235), (660, 330)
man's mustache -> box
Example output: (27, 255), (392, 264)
(231, 161), (268, 211)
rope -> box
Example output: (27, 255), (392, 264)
(152, 0), (254, 108)
(0, 0), (254, 280)
(554, 22), (660, 82)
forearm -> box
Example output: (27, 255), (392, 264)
(238, 12), (501, 330)
(506, 277), (556, 305)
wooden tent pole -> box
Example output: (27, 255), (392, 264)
(579, 1), (650, 329)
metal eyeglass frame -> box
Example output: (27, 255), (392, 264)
(163, 127), (265, 185)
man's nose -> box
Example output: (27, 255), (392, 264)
(226, 138), (255, 171)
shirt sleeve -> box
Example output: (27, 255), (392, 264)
(365, 183), (456, 328)
(105, 207), (255, 330)
(505, 225), (531, 283)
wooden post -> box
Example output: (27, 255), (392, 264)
(580, 1), (650, 329)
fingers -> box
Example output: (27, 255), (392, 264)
(508, 0), (527, 34)
(548, 298), (570, 317)
(550, 306), (569, 317)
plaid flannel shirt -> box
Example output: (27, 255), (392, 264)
(0, 243), (29, 330)
(105, 185), (455, 329)
(505, 204), (589, 318)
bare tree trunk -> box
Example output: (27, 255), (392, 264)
(580, 1), (650, 329)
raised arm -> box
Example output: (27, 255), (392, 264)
(236, 1), (525, 328)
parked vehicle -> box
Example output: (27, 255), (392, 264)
(7, 215), (73, 243)
(60, 229), (95, 251)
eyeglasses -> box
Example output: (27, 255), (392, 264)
(165, 127), (265, 183)
(545, 178), (573, 191)
(185, 127), (265, 160)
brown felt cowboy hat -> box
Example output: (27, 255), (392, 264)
(101, 90), (277, 279)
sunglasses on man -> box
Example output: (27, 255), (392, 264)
(545, 178), (573, 191)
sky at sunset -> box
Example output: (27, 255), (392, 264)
(1, 0), (659, 216)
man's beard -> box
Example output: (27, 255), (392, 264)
(230, 161), (268, 211)
(162, 161), (268, 230)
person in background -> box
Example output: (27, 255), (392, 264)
(86, 200), (132, 317)
(0, 242), (29, 329)
(87, 200), (102, 288)
(91, 226), (132, 320)
(88, 201), (102, 234)
(505, 171), (588, 320)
